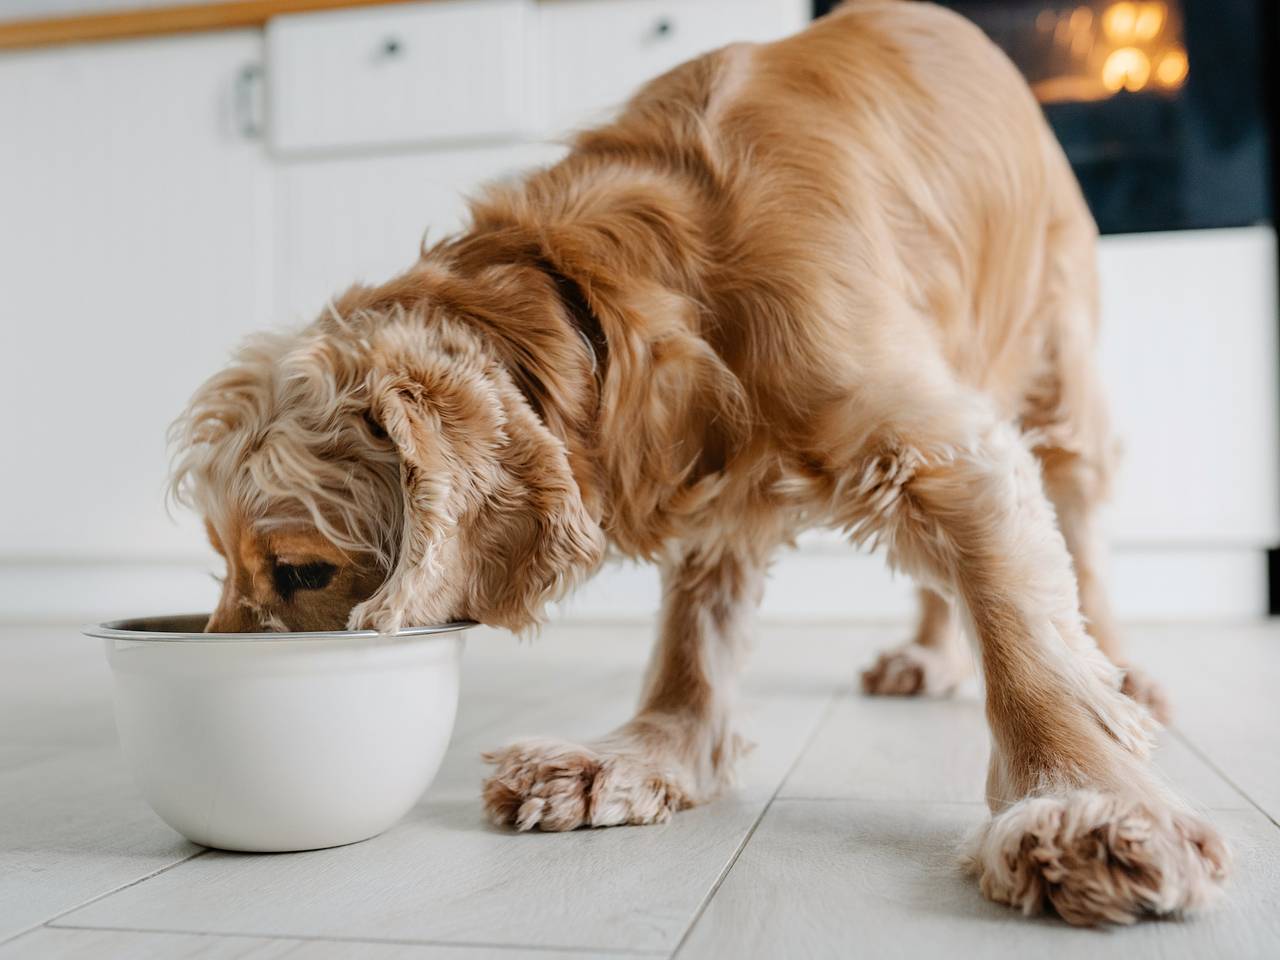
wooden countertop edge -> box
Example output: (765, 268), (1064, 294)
(0, 0), (423, 51)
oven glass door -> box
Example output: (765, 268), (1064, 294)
(812, 0), (1273, 235)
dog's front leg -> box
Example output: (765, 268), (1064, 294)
(854, 421), (1228, 924)
(483, 545), (762, 831)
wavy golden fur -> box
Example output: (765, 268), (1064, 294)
(172, 1), (1226, 923)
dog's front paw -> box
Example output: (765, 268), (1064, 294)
(967, 790), (1229, 925)
(861, 643), (966, 696)
(1120, 667), (1172, 725)
(482, 738), (686, 831)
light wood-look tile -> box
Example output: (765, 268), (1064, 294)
(0, 747), (200, 943)
(677, 801), (1280, 960)
(780, 692), (990, 803)
(54, 638), (844, 953)
(0, 626), (116, 752)
(780, 691), (1253, 810)
(0, 744), (55, 776)
(0, 626), (198, 942)
(1125, 625), (1280, 822)
(0, 927), (602, 960)
(4, 620), (1278, 956)
(1152, 733), (1258, 811)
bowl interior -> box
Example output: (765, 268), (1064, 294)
(83, 614), (476, 643)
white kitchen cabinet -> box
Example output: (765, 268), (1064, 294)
(267, 0), (539, 157)
(0, 0), (1275, 621)
(1098, 227), (1280, 546)
(540, 0), (810, 134)
(268, 0), (812, 318)
(273, 142), (566, 321)
(0, 30), (272, 560)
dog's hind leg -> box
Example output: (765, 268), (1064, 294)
(482, 541), (765, 831)
(1039, 443), (1172, 723)
(861, 586), (971, 696)
(836, 417), (1227, 924)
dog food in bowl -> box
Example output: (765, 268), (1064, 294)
(84, 614), (473, 853)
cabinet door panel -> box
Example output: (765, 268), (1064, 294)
(0, 32), (271, 559)
(275, 143), (565, 320)
(268, 0), (537, 156)
(1098, 227), (1279, 545)
(541, 0), (808, 135)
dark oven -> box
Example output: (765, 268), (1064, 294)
(812, 0), (1275, 235)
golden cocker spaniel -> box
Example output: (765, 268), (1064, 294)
(171, 1), (1226, 924)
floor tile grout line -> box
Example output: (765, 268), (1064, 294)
(1169, 726), (1280, 830)
(0, 849), (210, 948)
(772, 795), (988, 806)
(44, 923), (666, 956)
(770, 794), (1257, 810)
(668, 684), (847, 960)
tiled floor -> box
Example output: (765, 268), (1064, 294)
(1, 620), (1278, 958)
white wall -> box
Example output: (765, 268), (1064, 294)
(0, 0), (1275, 624)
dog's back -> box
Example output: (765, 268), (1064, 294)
(576, 0), (1103, 457)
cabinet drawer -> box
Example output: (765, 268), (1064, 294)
(267, 0), (537, 155)
(540, 0), (807, 135)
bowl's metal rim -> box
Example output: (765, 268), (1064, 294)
(83, 613), (478, 644)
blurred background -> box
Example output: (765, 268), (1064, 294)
(0, 0), (1275, 625)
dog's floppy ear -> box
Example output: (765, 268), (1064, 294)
(346, 374), (461, 633)
(349, 335), (605, 634)
(460, 368), (607, 631)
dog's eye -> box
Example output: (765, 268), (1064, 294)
(273, 561), (337, 598)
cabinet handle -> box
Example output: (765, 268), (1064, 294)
(234, 63), (264, 139)
(653, 17), (674, 38)
(379, 36), (404, 58)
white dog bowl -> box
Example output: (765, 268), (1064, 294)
(84, 614), (471, 853)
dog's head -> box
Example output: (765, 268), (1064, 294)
(170, 297), (605, 634)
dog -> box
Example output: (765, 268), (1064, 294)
(171, 0), (1228, 924)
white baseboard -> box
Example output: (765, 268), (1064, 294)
(0, 545), (1267, 625)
